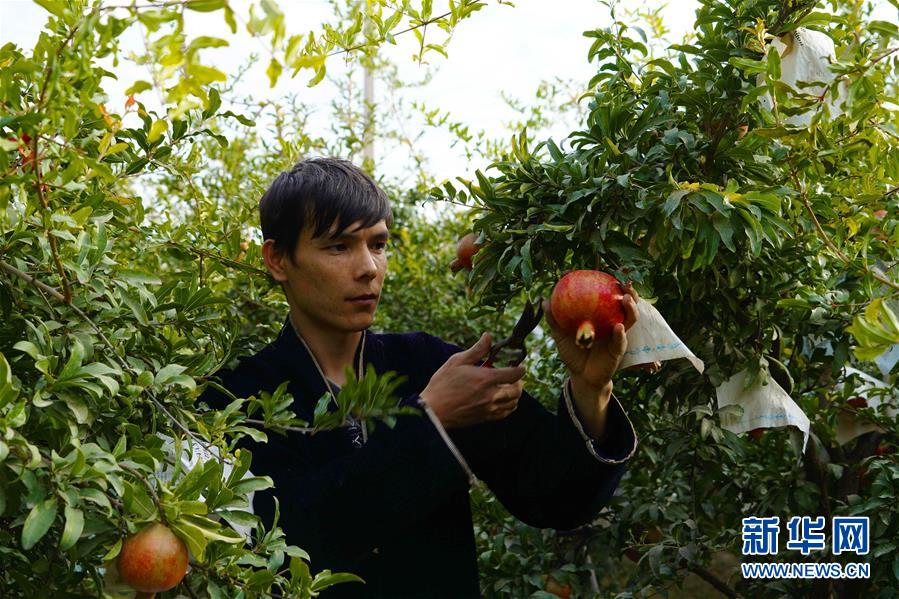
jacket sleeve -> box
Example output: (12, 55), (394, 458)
(198, 367), (470, 568)
(421, 334), (638, 531)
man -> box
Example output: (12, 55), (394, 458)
(200, 157), (639, 597)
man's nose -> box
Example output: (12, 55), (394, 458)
(356, 246), (378, 278)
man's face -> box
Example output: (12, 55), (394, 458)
(269, 219), (389, 334)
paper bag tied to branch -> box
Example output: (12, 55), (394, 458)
(716, 369), (811, 453)
(835, 366), (897, 446)
(757, 27), (847, 127)
(621, 298), (705, 373)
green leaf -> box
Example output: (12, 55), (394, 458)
(181, 514), (245, 543)
(63, 395), (89, 424)
(290, 54), (327, 77)
(170, 520), (208, 560)
(80, 488), (112, 514)
(147, 119), (168, 144)
(58, 338), (85, 381)
(0, 353), (20, 408)
(777, 299), (810, 311)
(185, 0), (225, 11)
(729, 57), (766, 73)
(869, 20), (899, 38)
(177, 500), (209, 515)
(125, 80), (153, 95)
(102, 538), (123, 561)
(188, 36), (229, 52)
(186, 64), (227, 84)
(155, 363), (188, 385)
(221, 110), (256, 127)
(34, 0), (66, 17)
(218, 509), (257, 527)
(712, 214), (736, 252)
(663, 189), (689, 217)
(22, 498), (58, 550)
(124, 158), (149, 176)
(120, 270), (162, 285)
(174, 460), (221, 500)
(230, 476), (273, 496)
(223, 5), (237, 32)
(59, 506), (84, 551)
(767, 48), (782, 80)
(204, 87), (222, 119)
(266, 59), (282, 88)
(290, 556), (311, 583)
(310, 571), (365, 592)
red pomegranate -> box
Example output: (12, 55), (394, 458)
(544, 575), (572, 598)
(117, 522), (189, 593)
(847, 396), (868, 409)
(450, 233), (483, 272)
(549, 270), (625, 349)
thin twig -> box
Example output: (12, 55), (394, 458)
(870, 46), (899, 65)
(325, 9), (462, 59)
(794, 179), (899, 292)
(30, 135), (72, 304)
(99, 0), (220, 11)
(160, 241), (269, 277)
(120, 463), (167, 524)
(243, 419), (317, 434)
(32, 25), (81, 304)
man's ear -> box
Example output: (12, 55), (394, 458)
(262, 239), (290, 282)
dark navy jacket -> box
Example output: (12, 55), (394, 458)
(199, 322), (637, 598)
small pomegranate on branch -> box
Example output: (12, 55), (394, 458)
(449, 233), (483, 272)
(748, 428), (765, 441)
(847, 396), (868, 409)
(117, 522), (189, 596)
(549, 270), (626, 349)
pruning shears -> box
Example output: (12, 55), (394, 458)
(482, 300), (544, 368)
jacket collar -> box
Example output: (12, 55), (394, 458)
(267, 317), (385, 407)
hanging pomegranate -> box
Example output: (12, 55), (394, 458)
(449, 233), (483, 272)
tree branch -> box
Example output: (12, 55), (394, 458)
(30, 25), (81, 304)
(794, 179), (899, 292)
(30, 134), (72, 304)
(685, 562), (740, 598)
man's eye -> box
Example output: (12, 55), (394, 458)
(373, 242), (388, 250)
(328, 244), (347, 251)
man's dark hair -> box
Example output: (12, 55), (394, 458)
(259, 157), (393, 257)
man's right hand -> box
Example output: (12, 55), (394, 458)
(419, 333), (526, 429)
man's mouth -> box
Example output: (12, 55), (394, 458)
(348, 294), (378, 302)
